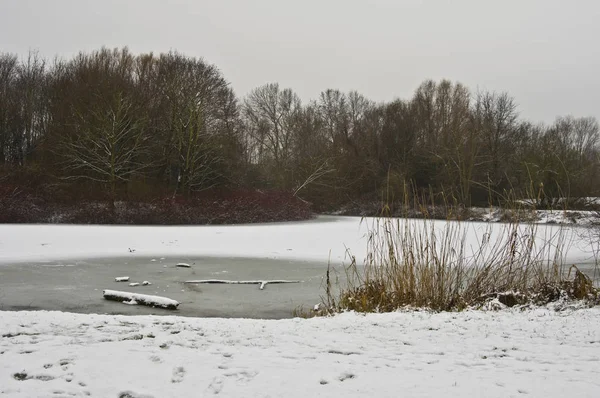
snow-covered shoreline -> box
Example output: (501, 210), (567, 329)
(1, 308), (599, 397)
(328, 206), (600, 225)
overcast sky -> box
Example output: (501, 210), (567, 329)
(1, 0), (599, 123)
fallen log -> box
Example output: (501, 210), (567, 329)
(183, 279), (301, 290)
(103, 289), (179, 310)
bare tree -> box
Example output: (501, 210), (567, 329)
(0, 53), (18, 164)
(0, 51), (48, 166)
(170, 103), (224, 195)
(319, 89), (348, 150)
(154, 52), (235, 194)
(569, 116), (599, 162)
(15, 51), (48, 165)
(409, 80), (473, 201)
(475, 91), (518, 191)
(58, 92), (149, 209)
(290, 103), (336, 200)
(244, 83), (302, 188)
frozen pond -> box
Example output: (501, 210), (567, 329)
(0, 256), (333, 318)
(2, 255), (597, 319)
(0, 215), (598, 318)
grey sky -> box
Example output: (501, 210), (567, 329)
(1, 0), (599, 124)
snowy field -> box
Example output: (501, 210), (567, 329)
(1, 216), (600, 397)
(1, 309), (600, 397)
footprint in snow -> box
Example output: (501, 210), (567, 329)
(171, 366), (186, 383)
(149, 355), (162, 363)
(338, 372), (356, 382)
(13, 372), (55, 382)
(118, 392), (155, 398)
(207, 377), (224, 395)
(223, 370), (258, 382)
(50, 390), (77, 397)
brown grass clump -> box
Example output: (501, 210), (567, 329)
(308, 189), (598, 316)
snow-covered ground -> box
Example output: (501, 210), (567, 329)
(478, 207), (599, 225)
(1, 216), (600, 397)
(1, 309), (599, 397)
(330, 204), (600, 226)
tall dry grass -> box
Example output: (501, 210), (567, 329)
(316, 186), (597, 314)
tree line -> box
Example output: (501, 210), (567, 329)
(1, 47), (599, 210)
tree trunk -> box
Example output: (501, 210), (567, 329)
(109, 179), (116, 215)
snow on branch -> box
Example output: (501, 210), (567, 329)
(103, 290), (179, 310)
(184, 279), (301, 290)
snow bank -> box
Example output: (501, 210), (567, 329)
(1, 309), (599, 397)
(478, 207), (599, 225)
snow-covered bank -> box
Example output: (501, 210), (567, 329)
(329, 205), (600, 225)
(0, 216), (596, 266)
(1, 309), (599, 397)
(479, 207), (600, 225)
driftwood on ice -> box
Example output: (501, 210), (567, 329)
(103, 289), (179, 310)
(183, 279), (301, 290)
